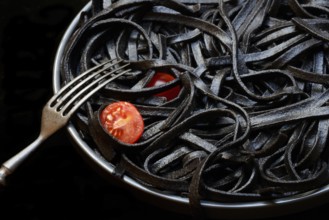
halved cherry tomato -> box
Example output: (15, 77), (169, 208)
(146, 72), (181, 101)
(100, 101), (144, 144)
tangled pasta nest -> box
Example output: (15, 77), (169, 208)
(60, 0), (329, 207)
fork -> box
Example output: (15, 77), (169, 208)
(0, 58), (131, 187)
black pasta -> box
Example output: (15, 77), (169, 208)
(60, 0), (329, 208)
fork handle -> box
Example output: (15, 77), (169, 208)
(0, 135), (45, 187)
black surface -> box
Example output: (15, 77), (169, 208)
(1, 1), (329, 219)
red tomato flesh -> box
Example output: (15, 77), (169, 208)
(100, 101), (144, 144)
(146, 72), (181, 101)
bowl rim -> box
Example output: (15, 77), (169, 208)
(52, 1), (329, 219)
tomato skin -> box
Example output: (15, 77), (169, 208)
(100, 101), (144, 144)
(146, 72), (181, 101)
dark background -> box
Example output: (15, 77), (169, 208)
(0, 0), (329, 219)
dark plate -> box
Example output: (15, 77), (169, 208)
(53, 2), (329, 219)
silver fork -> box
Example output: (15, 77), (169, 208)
(0, 58), (130, 186)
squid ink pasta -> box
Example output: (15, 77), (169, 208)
(60, 0), (329, 210)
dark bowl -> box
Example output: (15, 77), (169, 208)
(52, 1), (329, 219)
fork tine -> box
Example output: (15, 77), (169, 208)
(49, 58), (122, 107)
(51, 61), (128, 111)
(61, 67), (132, 116)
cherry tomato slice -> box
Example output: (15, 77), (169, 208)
(146, 72), (181, 101)
(100, 101), (144, 144)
